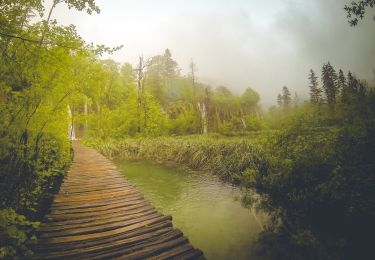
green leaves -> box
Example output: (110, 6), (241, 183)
(0, 0), (104, 257)
(0, 209), (39, 258)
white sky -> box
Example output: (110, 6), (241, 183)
(47, 0), (375, 107)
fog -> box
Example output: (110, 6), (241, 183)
(50, 0), (375, 107)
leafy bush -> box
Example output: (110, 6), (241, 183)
(0, 209), (39, 259)
(0, 135), (71, 258)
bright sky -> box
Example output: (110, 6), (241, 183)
(48, 0), (375, 107)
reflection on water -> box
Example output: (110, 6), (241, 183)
(116, 160), (266, 260)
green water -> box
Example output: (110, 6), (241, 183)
(116, 161), (266, 260)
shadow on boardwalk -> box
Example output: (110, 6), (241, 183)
(32, 141), (204, 259)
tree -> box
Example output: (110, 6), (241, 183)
(282, 86), (292, 110)
(344, 0), (375, 26)
(308, 69), (322, 104)
(342, 71), (358, 103)
(322, 62), (338, 108)
(337, 69), (347, 102)
(241, 87), (260, 115)
(163, 48), (179, 79)
(145, 49), (179, 105)
(135, 56), (147, 131)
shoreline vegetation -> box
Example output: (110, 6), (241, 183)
(1, 0), (375, 259)
(84, 135), (268, 185)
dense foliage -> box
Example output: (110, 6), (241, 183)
(0, 0), (110, 257)
(81, 50), (265, 139)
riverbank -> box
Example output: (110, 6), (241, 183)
(84, 135), (269, 186)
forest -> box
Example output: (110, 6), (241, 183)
(1, 0), (375, 259)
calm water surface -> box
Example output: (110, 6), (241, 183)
(116, 160), (266, 260)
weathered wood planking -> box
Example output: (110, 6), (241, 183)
(32, 141), (204, 260)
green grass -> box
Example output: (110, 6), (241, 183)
(84, 134), (269, 185)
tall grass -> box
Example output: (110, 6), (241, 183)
(85, 135), (268, 184)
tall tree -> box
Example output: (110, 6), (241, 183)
(322, 62), (338, 108)
(308, 69), (322, 104)
(282, 86), (292, 110)
(163, 48), (178, 79)
(135, 56), (147, 131)
(337, 69), (347, 101)
(241, 87), (260, 115)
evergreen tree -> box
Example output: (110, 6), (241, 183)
(337, 69), (347, 96)
(163, 48), (178, 79)
(308, 69), (322, 104)
(347, 71), (358, 92)
(322, 62), (338, 107)
(282, 86), (291, 110)
(358, 80), (367, 98)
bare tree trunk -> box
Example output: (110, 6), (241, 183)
(197, 102), (208, 134)
(68, 105), (75, 140)
(135, 56), (146, 133)
(83, 98), (88, 137)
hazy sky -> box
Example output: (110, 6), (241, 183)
(49, 0), (375, 106)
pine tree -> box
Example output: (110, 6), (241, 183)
(163, 48), (178, 79)
(308, 69), (322, 104)
(347, 71), (358, 92)
(282, 86), (291, 110)
(337, 69), (347, 102)
(337, 69), (346, 98)
(322, 62), (338, 108)
(358, 80), (367, 98)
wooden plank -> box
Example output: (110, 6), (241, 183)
(39, 208), (158, 234)
(37, 213), (172, 245)
(40, 212), (163, 238)
(49, 195), (146, 215)
(36, 228), (180, 259)
(50, 192), (144, 210)
(43, 202), (152, 226)
(35, 221), (174, 253)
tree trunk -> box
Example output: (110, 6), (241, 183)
(197, 102), (208, 134)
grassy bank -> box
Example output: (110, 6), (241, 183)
(85, 135), (269, 185)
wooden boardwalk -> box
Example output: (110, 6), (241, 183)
(32, 142), (204, 259)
